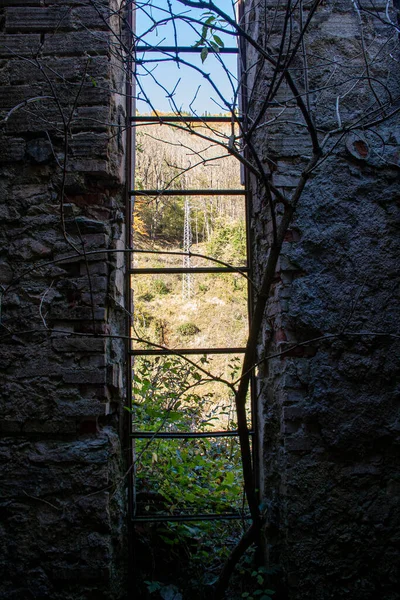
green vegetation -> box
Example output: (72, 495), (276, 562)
(176, 322), (200, 336)
(130, 356), (249, 598)
(206, 220), (247, 265)
(152, 279), (171, 296)
(131, 123), (272, 599)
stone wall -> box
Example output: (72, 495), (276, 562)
(0, 1), (129, 598)
(244, 1), (400, 598)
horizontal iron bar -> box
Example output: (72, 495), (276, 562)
(131, 116), (241, 123)
(131, 430), (254, 439)
(130, 189), (245, 196)
(130, 347), (246, 356)
(132, 513), (251, 523)
(136, 45), (238, 54)
(130, 266), (248, 274)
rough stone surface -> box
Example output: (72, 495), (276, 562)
(245, 1), (400, 598)
(0, 2), (129, 598)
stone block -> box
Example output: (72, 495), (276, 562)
(56, 398), (106, 418)
(42, 31), (109, 56)
(0, 34), (41, 57)
(21, 419), (77, 434)
(26, 138), (53, 164)
(1, 1), (42, 5)
(69, 132), (108, 158)
(70, 105), (110, 131)
(79, 353), (107, 368)
(53, 249), (108, 265)
(107, 364), (122, 389)
(73, 6), (111, 30)
(66, 216), (108, 234)
(51, 336), (106, 353)
(62, 368), (107, 385)
(285, 435), (312, 453)
(0, 136), (25, 162)
(68, 158), (110, 175)
(0, 261), (14, 284)
(283, 406), (306, 421)
(80, 291), (108, 306)
(0, 84), (109, 112)
(5, 104), (110, 134)
(8, 56), (110, 85)
(80, 261), (108, 276)
(5, 7), (74, 32)
(316, 12), (359, 39)
(49, 306), (106, 321)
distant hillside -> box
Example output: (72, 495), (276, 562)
(133, 123), (244, 245)
(132, 121), (248, 362)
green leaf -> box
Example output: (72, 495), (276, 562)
(201, 47), (209, 63)
(224, 471), (235, 485)
(145, 580), (162, 594)
(213, 34), (224, 47)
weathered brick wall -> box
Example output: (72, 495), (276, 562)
(0, 1), (129, 598)
(244, 1), (400, 598)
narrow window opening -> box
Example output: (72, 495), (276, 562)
(127, 2), (256, 596)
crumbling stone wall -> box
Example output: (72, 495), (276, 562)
(0, 2), (129, 598)
(244, 1), (400, 598)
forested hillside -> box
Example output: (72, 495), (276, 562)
(132, 121), (248, 353)
(134, 122), (244, 247)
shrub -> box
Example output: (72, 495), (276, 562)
(152, 278), (171, 295)
(177, 322), (200, 336)
(138, 291), (154, 302)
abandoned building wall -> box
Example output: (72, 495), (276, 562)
(245, 1), (400, 598)
(0, 2), (129, 598)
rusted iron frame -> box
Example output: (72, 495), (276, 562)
(130, 189), (245, 196)
(131, 115), (240, 122)
(129, 347), (246, 356)
(136, 45), (238, 53)
(130, 267), (248, 274)
(129, 14), (254, 525)
(133, 513), (251, 523)
(131, 431), (254, 439)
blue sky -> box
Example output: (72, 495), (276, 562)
(134, 1), (239, 114)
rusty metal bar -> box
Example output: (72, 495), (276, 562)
(129, 347), (246, 356)
(131, 116), (241, 123)
(131, 430), (254, 439)
(136, 45), (238, 54)
(132, 513), (250, 523)
(130, 266), (248, 274)
(130, 189), (245, 196)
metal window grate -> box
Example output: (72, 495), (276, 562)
(132, 513), (251, 523)
(129, 347), (246, 356)
(128, 11), (255, 525)
(131, 430), (254, 439)
(135, 44), (239, 55)
(135, 45), (239, 54)
(131, 115), (241, 123)
(130, 189), (245, 196)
